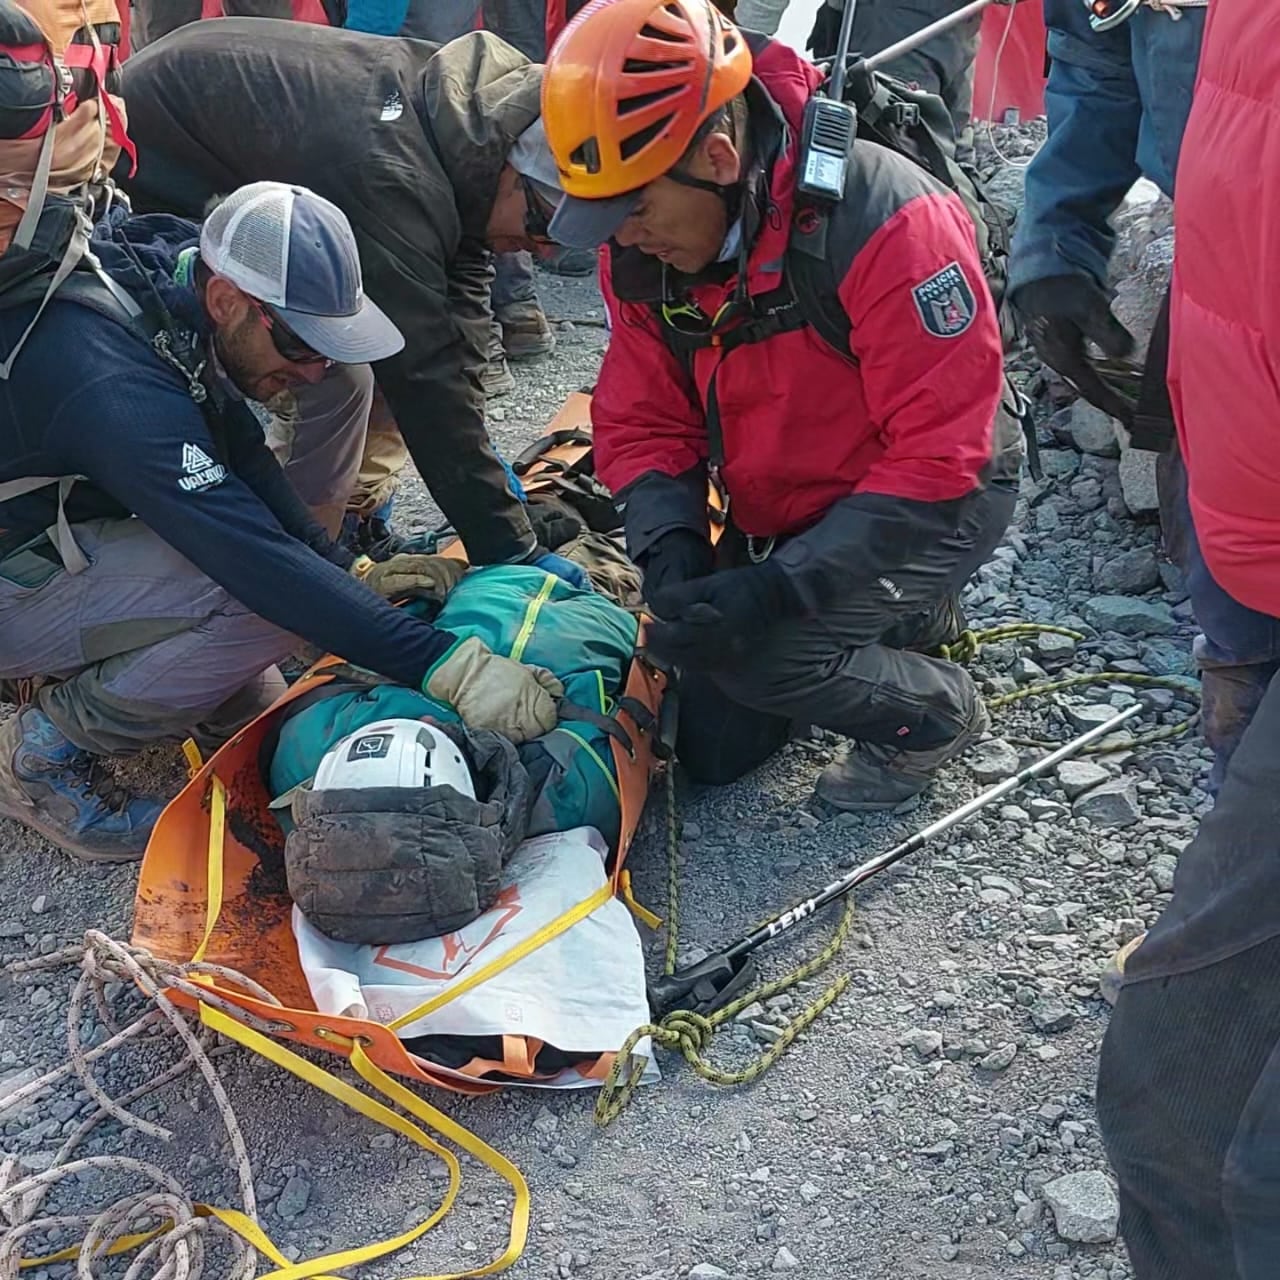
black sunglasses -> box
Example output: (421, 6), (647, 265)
(519, 173), (557, 243)
(251, 299), (335, 370)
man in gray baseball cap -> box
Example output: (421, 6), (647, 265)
(0, 180), (564, 863)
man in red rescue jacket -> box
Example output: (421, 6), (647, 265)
(541, 0), (1021, 807)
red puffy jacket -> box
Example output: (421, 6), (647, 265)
(1169, 2), (1280, 618)
(593, 38), (1005, 544)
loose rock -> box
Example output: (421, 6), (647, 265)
(1094, 547), (1160, 595)
(1073, 777), (1141, 828)
(1042, 1171), (1121, 1243)
(1030, 997), (1076, 1034)
(966, 738), (1020, 783)
(977, 1043), (1018, 1072)
(1082, 595), (1177, 637)
(1148, 853), (1179, 891)
(276, 1175), (311, 1219)
(1069, 402), (1120, 458)
(771, 1247), (799, 1271)
(1056, 761), (1110, 799)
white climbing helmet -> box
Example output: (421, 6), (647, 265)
(313, 719), (475, 799)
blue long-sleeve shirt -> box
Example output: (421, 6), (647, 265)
(1009, 0), (1206, 294)
(0, 217), (452, 688)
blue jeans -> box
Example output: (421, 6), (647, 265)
(1184, 529), (1280, 794)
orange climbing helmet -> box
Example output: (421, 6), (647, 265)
(542, 0), (753, 247)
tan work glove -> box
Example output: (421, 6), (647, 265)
(351, 553), (468, 604)
(424, 636), (563, 744)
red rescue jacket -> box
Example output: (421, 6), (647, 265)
(1169, 2), (1280, 619)
(593, 39), (1006, 546)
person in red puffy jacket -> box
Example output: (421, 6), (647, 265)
(542, 0), (1022, 805)
(1163, 1), (1280, 792)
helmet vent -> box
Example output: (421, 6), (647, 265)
(570, 136), (602, 173)
(620, 116), (675, 160)
(617, 85), (685, 116)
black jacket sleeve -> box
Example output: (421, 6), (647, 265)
(343, 153), (535, 566)
(48, 364), (453, 688)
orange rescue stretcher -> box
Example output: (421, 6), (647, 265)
(130, 393), (667, 1098)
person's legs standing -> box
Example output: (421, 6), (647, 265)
(265, 362), (375, 536)
(129, 0), (202, 53)
(492, 251), (555, 361)
(1099, 941), (1280, 1280)
(1183, 526), (1280, 793)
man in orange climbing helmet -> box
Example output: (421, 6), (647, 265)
(543, 0), (1024, 807)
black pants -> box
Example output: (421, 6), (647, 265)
(1098, 939), (1280, 1279)
(676, 477), (1016, 783)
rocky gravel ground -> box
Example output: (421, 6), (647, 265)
(0, 172), (1207, 1279)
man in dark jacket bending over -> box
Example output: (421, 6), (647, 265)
(120, 20), (580, 577)
(542, 0), (1021, 807)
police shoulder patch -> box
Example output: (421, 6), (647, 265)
(911, 261), (977, 339)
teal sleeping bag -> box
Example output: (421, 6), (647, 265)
(269, 566), (639, 847)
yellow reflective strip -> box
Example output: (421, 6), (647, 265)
(181, 738), (204, 779)
(508, 573), (556, 663)
(552, 726), (620, 807)
(619, 871), (662, 931)
(201, 1005), (529, 1280)
(387, 883), (614, 1033)
(189, 774), (227, 965)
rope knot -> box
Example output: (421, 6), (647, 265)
(656, 1010), (715, 1058)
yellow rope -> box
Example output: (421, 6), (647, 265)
(939, 625), (1201, 751)
(596, 621), (1203, 1125)
(595, 768), (852, 1127)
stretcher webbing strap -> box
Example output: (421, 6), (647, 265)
(202, 1006), (530, 1280)
(386, 881), (614, 1032)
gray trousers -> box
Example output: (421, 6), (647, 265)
(0, 365), (374, 755)
(130, 1), (294, 52)
(711, 477), (1016, 750)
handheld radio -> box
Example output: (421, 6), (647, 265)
(796, 0), (860, 203)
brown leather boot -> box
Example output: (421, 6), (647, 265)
(816, 698), (991, 812)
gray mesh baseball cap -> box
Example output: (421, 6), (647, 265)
(200, 182), (404, 364)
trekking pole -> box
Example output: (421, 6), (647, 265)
(863, 0), (1020, 72)
(648, 701), (1143, 1017)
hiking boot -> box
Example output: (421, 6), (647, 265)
(1101, 933), (1145, 1006)
(497, 300), (556, 361)
(910, 593), (969, 655)
(816, 698), (991, 812)
(536, 245), (598, 278)
(0, 706), (162, 862)
(482, 318), (515, 398)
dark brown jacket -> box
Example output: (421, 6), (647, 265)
(121, 19), (540, 564)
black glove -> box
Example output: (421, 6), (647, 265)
(640, 529), (716, 606)
(806, 0), (843, 57)
(1013, 274), (1138, 423)
(647, 561), (803, 670)
(525, 496), (585, 552)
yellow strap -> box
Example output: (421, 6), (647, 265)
(619, 871), (662, 931)
(388, 882), (613, 1032)
(182, 738), (204, 780)
(203, 1005), (528, 1280)
(21, 1228), (166, 1268)
(189, 774), (227, 965)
